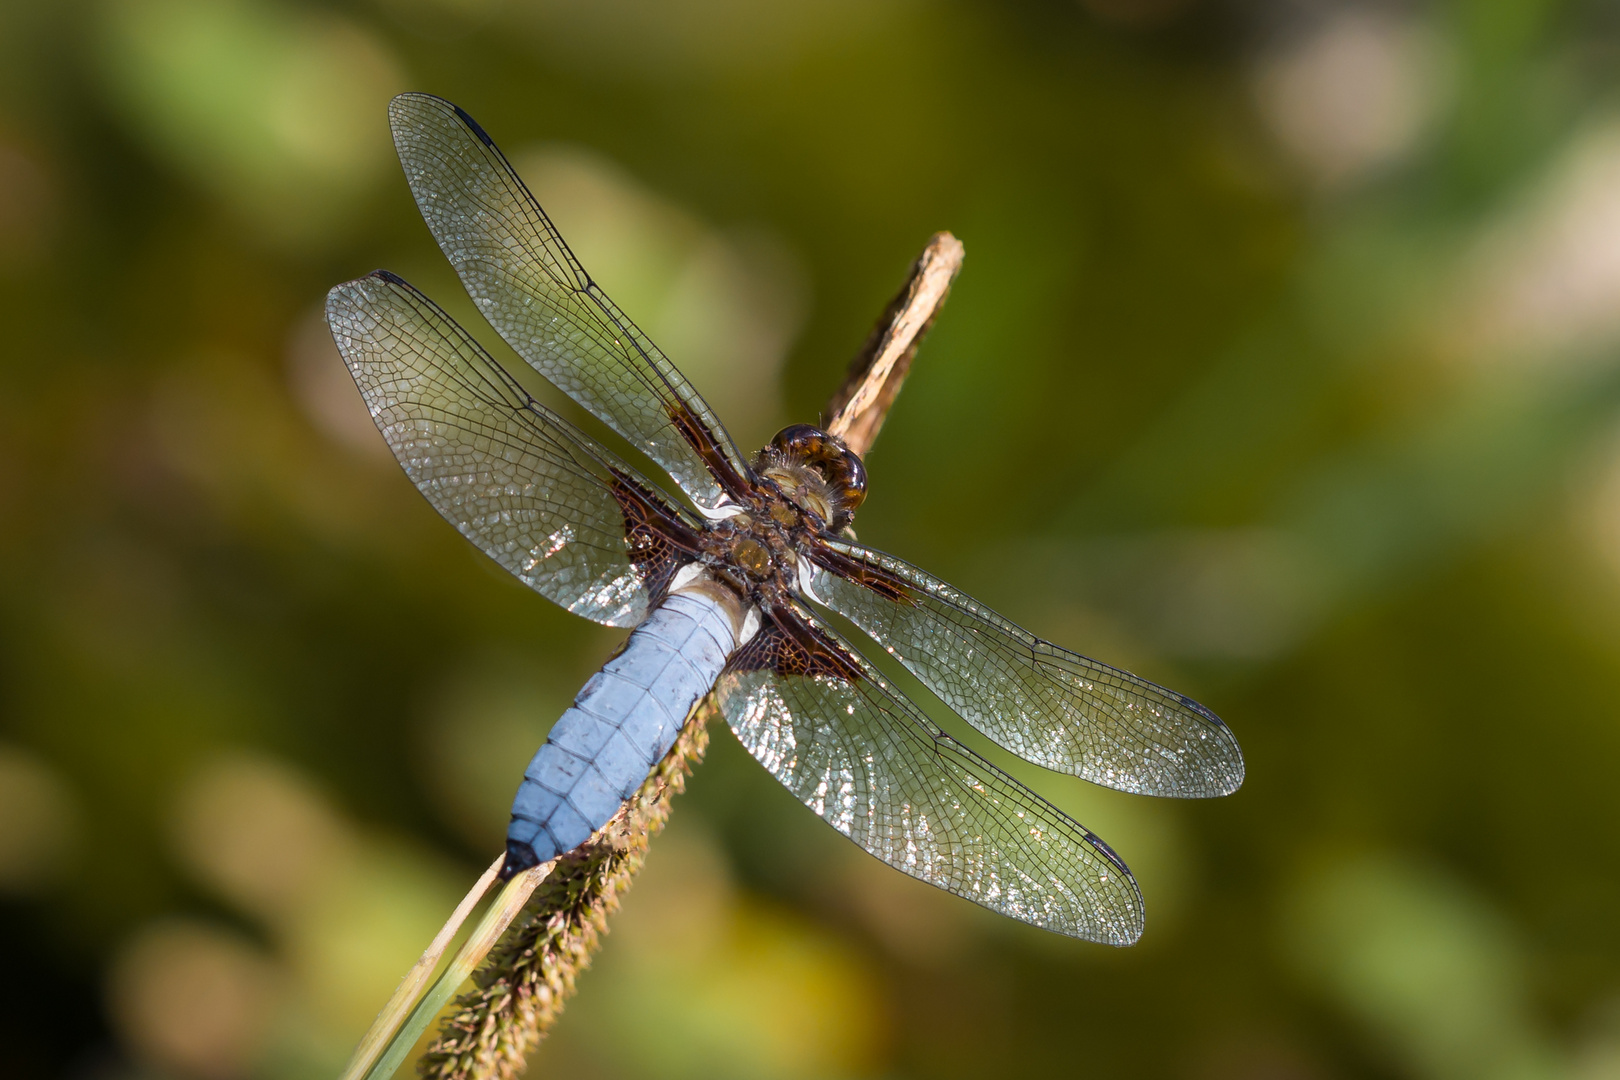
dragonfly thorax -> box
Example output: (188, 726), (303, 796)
(732, 538), (772, 579)
(702, 505), (802, 603)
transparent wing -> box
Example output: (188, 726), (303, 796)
(805, 540), (1243, 798)
(387, 93), (750, 512)
(715, 601), (1144, 944)
(326, 270), (700, 628)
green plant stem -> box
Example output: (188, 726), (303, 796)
(365, 859), (555, 1080)
(340, 853), (507, 1080)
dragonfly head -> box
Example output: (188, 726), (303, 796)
(757, 424), (867, 532)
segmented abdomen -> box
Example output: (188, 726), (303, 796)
(504, 589), (736, 871)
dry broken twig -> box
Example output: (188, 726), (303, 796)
(825, 231), (964, 457)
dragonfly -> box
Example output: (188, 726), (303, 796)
(325, 93), (1244, 946)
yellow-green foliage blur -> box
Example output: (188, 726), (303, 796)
(2, 0), (1618, 1078)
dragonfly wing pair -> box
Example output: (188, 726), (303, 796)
(326, 93), (1244, 945)
(387, 92), (752, 511)
(719, 599), (1145, 944)
(326, 271), (697, 629)
(805, 542), (1244, 798)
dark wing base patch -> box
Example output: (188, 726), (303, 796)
(609, 469), (701, 609)
(726, 602), (862, 682)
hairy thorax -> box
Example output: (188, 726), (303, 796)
(699, 489), (812, 609)
(690, 424), (867, 612)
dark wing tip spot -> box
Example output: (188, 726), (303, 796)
(1175, 690), (1229, 728)
(1083, 827), (1137, 885)
(452, 103), (497, 147)
(370, 269), (407, 286)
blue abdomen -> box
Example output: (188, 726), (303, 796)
(504, 589), (737, 872)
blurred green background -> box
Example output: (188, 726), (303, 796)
(5, 0), (1620, 1077)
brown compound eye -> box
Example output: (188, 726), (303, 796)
(831, 444), (868, 515)
(769, 424), (868, 523)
